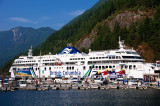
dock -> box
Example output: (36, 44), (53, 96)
(2, 78), (160, 92)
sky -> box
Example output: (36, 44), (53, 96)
(0, 0), (99, 31)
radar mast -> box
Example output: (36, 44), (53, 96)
(119, 36), (125, 50)
(28, 45), (33, 57)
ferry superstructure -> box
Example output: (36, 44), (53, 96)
(9, 37), (159, 81)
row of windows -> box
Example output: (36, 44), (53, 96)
(13, 64), (38, 66)
(67, 67), (74, 70)
(15, 60), (36, 63)
(66, 62), (76, 65)
(88, 60), (142, 65)
(43, 59), (55, 62)
(122, 56), (142, 59)
(90, 65), (116, 70)
(88, 61), (120, 65)
(125, 51), (138, 55)
(90, 65), (138, 70)
(90, 56), (121, 60)
(116, 51), (138, 55)
(43, 67), (64, 70)
(70, 58), (85, 60)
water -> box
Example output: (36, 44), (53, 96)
(0, 89), (160, 106)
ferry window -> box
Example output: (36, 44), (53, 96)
(132, 52), (138, 55)
(99, 57), (102, 59)
(69, 67), (71, 70)
(38, 68), (39, 70)
(99, 66), (101, 70)
(72, 67), (74, 70)
(81, 58), (83, 60)
(78, 58), (80, 60)
(116, 52), (120, 54)
(93, 57), (95, 59)
(113, 65), (115, 68)
(116, 56), (118, 59)
(96, 66), (98, 69)
(81, 61), (85, 64)
(90, 57), (92, 59)
(44, 67), (46, 70)
(112, 56), (115, 59)
(129, 65), (132, 69)
(135, 56), (142, 59)
(109, 57), (111, 59)
(133, 65), (136, 69)
(49, 67), (51, 70)
(125, 65), (128, 69)
(122, 56), (135, 59)
(67, 67), (69, 70)
(96, 57), (98, 59)
(75, 58), (77, 60)
(109, 66), (112, 68)
(106, 66), (108, 68)
(83, 66), (86, 70)
(126, 51), (131, 54)
(102, 66), (105, 70)
(88, 61), (92, 65)
(121, 51), (125, 53)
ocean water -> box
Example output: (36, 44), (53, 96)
(0, 89), (160, 106)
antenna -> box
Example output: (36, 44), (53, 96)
(119, 36), (121, 42)
(118, 36), (125, 50)
(28, 45), (33, 57)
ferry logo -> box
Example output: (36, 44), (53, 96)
(82, 65), (94, 78)
(16, 68), (32, 77)
(61, 48), (72, 54)
(29, 66), (36, 78)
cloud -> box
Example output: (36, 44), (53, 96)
(69, 10), (85, 16)
(9, 17), (31, 23)
(9, 17), (38, 24)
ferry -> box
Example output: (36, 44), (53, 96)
(9, 37), (160, 82)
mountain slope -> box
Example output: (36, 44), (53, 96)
(0, 26), (55, 67)
(38, 0), (160, 60)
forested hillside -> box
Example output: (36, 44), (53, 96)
(1, 0), (160, 75)
(37, 0), (160, 61)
